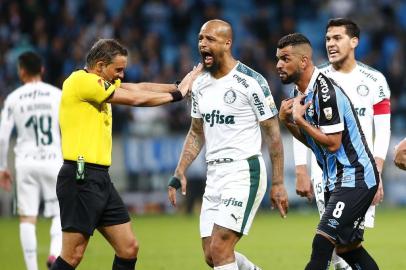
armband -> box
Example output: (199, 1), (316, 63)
(170, 90), (183, 102)
(168, 176), (181, 189)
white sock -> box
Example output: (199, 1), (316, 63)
(20, 222), (38, 270)
(332, 249), (351, 269)
(235, 251), (259, 270)
(49, 216), (62, 257)
(214, 261), (238, 270)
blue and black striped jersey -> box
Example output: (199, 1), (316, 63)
(293, 69), (379, 192)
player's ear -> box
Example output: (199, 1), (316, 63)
(225, 39), (232, 50)
(95, 61), (105, 73)
(350, 37), (359, 49)
(301, 55), (309, 69)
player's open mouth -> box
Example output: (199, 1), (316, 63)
(201, 51), (214, 65)
(328, 50), (338, 57)
(278, 71), (287, 78)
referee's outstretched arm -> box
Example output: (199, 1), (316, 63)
(108, 64), (202, 107)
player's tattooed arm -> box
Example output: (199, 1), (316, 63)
(169, 117), (205, 201)
(261, 116), (284, 185)
(261, 116), (289, 218)
(174, 117), (205, 177)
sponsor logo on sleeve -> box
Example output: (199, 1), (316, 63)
(323, 107), (333, 120)
(317, 74), (331, 102)
(378, 85), (386, 98)
(252, 93), (265, 115)
(266, 96), (277, 113)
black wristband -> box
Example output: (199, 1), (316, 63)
(170, 90), (183, 102)
(168, 176), (181, 190)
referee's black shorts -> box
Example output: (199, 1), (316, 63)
(317, 185), (377, 245)
(56, 161), (130, 236)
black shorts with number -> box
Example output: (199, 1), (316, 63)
(56, 161), (130, 236)
(317, 185), (377, 245)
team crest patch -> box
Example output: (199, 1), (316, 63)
(224, 88), (236, 104)
(307, 103), (314, 117)
(357, 85), (369, 96)
(323, 107), (333, 120)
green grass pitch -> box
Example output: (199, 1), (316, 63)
(0, 208), (405, 269)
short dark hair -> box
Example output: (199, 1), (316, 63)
(86, 39), (128, 68)
(277, 33), (312, 49)
(18, 51), (42, 76)
(326, 18), (360, 38)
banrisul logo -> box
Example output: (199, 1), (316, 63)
(252, 93), (265, 115)
(222, 197), (243, 207)
(317, 75), (331, 102)
(202, 110), (235, 127)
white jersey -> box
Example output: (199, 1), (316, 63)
(319, 61), (391, 154)
(0, 81), (63, 169)
(191, 62), (278, 161)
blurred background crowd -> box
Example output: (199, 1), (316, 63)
(1, 0), (405, 214)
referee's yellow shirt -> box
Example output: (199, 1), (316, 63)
(59, 70), (120, 166)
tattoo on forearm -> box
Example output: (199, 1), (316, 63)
(177, 118), (205, 171)
(183, 131), (204, 163)
(261, 118), (284, 185)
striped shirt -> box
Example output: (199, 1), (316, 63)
(293, 68), (379, 191)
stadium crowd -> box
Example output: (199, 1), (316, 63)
(0, 0), (405, 134)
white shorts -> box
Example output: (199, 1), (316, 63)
(310, 154), (375, 228)
(200, 156), (267, 237)
(15, 158), (62, 217)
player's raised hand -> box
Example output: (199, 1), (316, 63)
(178, 63), (203, 97)
(292, 95), (311, 122)
(167, 174), (187, 207)
(0, 170), (12, 192)
(270, 183), (289, 218)
(279, 98), (293, 123)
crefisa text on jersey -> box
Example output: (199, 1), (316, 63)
(232, 74), (249, 88)
(202, 110), (235, 127)
(252, 93), (265, 115)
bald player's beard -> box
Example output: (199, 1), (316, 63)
(280, 69), (302, 85)
(203, 61), (220, 74)
(202, 52), (223, 74)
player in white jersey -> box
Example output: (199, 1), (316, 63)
(0, 52), (62, 270)
(168, 20), (288, 270)
(292, 18), (391, 270)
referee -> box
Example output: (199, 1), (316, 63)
(51, 39), (201, 270)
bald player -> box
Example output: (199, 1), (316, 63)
(168, 19), (288, 270)
(277, 33), (379, 270)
